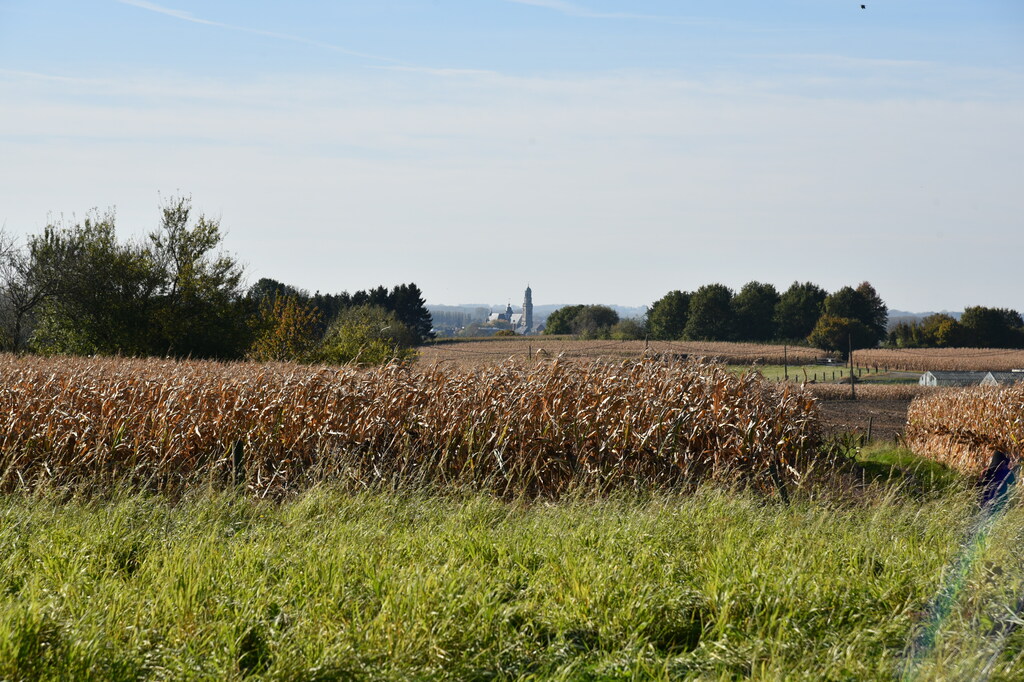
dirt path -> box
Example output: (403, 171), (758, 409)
(817, 399), (912, 441)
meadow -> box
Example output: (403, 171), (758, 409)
(3, 483), (1023, 680)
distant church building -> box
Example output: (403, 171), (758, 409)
(522, 285), (533, 333)
(487, 285), (534, 334)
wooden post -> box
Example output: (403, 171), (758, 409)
(784, 345), (788, 381)
(849, 335), (856, 400)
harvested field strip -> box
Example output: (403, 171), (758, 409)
(0, 354), (820, 495)
(423, 339), (1024, 373)
(807, 384), (942, 401)
(419, 338), (830, 368)
(906, 384), (1024, 474)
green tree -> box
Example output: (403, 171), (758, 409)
(774, 282), (827, 342)
(732, 281), (780, 342)
(807, 315), (875, 356)
(29, 212), (163, 356)
(646, 290), (690, 340)
(684, 284), (734, 341)
(571, 305), (619, 338)
(316, 305), (417, 366)
(388, 283), (434, 344)
(924, 314), (965, 347)
(543, 305), (585, 335)
(248, 295), (322, 362)
(541, 305), (618, 338)
(823, 282), (887, 347)
(610, 318), (646, 340)
(147, 197), (250, 358)
(959, 307), (1024, 348)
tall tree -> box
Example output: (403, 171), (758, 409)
(774, 282), (827, 342)
(389, 283), (434, 344)
(959, 307), (1024, 348)
(248, 295), (322, 362)
(646, 290), (690, 340)
(30, 212), (163, 356)
(823, 282), (887, 346)
(543, 305), (585, 335)
(732, 281), (780, 342)
(147, 197), (250, 358)
(684, 284), (734, 341)
(808, 315), (875, 356)
(570, 305), (619, 338)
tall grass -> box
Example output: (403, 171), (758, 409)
(0, 354), (821, 496)
(1, 485), (1021, 680)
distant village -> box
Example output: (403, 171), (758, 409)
(429, 286), (539, 337)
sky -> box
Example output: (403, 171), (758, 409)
(1, 1), (1022, 312)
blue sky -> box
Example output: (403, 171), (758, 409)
(1, 1), (1022, 311)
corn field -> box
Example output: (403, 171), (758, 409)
(856, 347), (1024, 372)
(0, 354), (821, 496)
(906, 385), (1024, 474)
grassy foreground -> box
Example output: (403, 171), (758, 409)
(2, 485), (1023, 680)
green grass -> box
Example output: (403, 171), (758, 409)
(2, 484), (1023, 680)
(739, 364), (923, 384)
(857, 443), (961, 492)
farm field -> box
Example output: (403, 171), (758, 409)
(418, 337), (829, 368)
(2, 352), (1022, 679)
(420, 337), (1024, 372)
(3, 483), (1024, 680)
(0, 353), (820, 496)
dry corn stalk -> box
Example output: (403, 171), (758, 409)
(0, 353), (822, 495)
(905, 385), (1024, 474)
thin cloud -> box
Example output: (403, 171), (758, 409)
(115, 0), (406, 65)
(499, 0), (703, 24)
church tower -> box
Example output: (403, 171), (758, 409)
(523, 285), (533, 333)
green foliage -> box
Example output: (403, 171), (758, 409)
(248, 295), (322, 362)
(646, 290), (690, 340)
(609, 317), (646, 340)
(315, 305), (417, 366)
(732, 281), (780, 342)
(888, 313), (965, 348)
(542, 304), (619, 338)
(807, 314), (875, 355)
(543, 304), (585, 335)
(26, 199), (250, 359)
(959, 306), (1024, 348)
(683, 283), (734, 341)
(888, 308), (1024, 349)
(29, 211), (164, 356)
(5, 484), (1020, 680)
(823, 282), (887, 347)
(146, 197), (250, 358)
(774, 281), (827, 342)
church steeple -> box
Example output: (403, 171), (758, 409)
(523, 284), (533, 333)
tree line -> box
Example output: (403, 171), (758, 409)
(645, 281), (888, 353)
(0, 198), (433, 364)
(544, 281), (1024, 353)
(888, 309), (1024, 349)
